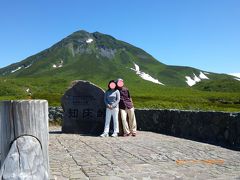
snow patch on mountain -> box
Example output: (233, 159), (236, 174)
(9, 63), (33, 74)
(185, 76), (197, 86)
(193, 73), (201, 82)
(86, 38), (93, 44)
(53, 60), (63, 68)
(11, 67), (22, 73)
(131, 63), (164, 85)
(229, 73), (240, 78)
(199, 72), (209, 79)
(185, 72), (209, 86)
(133, 63), (140, 72)
(25, 64), (32, 69)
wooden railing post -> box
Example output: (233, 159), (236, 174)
(0, 100), (49, 179)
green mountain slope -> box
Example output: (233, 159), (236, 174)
(1, 32), (164, 86)
(0, 30), (239, 112)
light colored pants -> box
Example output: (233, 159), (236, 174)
(103, 108), (119, 134)
(120, 108), (137, 134)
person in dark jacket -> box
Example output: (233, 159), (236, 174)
(116, 78), (137, 136)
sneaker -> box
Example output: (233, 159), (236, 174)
(132, 132), (136, 137)
(111, 133), (118, 137)
(100, 133), (109, 137)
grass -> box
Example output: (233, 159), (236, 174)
(0, 77), (239, 112)
(131, 86), (240, 112)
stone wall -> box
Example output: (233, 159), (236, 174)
(48, 107), (240, 149)
(135, 109), (240, 150)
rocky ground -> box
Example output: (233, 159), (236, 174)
(49, 126), (240, 180)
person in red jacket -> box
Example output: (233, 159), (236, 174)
(116, 78), (137, 136)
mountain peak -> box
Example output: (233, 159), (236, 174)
(65, 30), (92, 41)
(0, 30), (239, 93)
(62, 30), (117, 47)
(67, 30), (115, 40)
(72, 29), (90, 35)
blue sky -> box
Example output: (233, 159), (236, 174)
(0, 0), (240, 73)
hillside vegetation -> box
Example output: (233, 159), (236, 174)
(0, 30), (239, 112)
(0, 77), (239, 112)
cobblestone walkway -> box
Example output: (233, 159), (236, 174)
(49, 126), (240, 180)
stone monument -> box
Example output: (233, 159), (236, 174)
(61, 80), (106, 134)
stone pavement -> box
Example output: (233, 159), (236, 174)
(49, 126), (240, 180)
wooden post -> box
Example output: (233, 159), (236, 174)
(0, 100), (49, 179)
